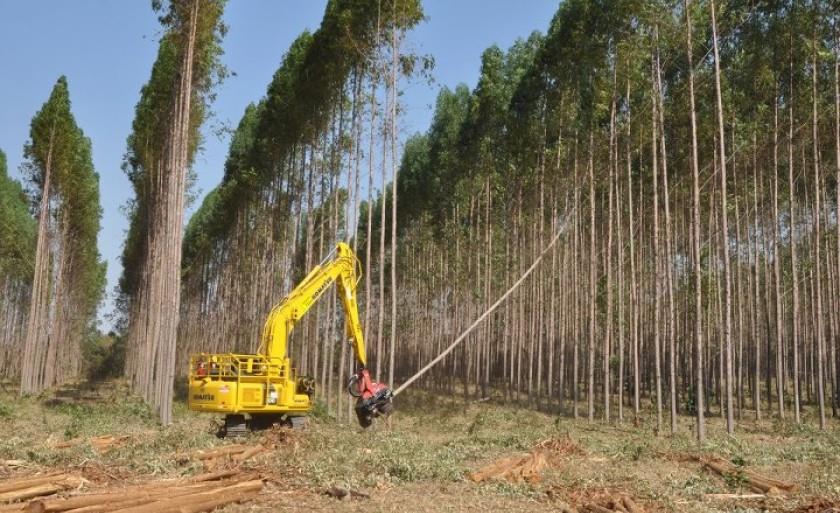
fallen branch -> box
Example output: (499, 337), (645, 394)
(699, 456), (797, 496)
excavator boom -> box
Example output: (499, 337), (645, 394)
(259, 243), (367, 366)
(187, 242), (392, 433)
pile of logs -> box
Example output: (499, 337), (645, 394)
(699, 456), (798, 496)
(0, 470), (262, 513)
(0, 472), (85, 505)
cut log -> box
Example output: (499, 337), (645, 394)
(26, 480), (233, 513)
(191, 446), (249, 461)
(0, 473), (67, 494)
(705, 493), (766, 500)
(164, 490), (258, 513)
(0, 476), (84, 503)
(107, 480), (263, 513)
(89, 436), (130, 453)
(56, 482), (247, 513)
(0, 485), (66, 503)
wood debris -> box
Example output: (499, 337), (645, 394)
(468, 450), (548, 484)
(575, 493), (646, 513)
(787, 498), (840, 513)
(324, 486), (370, 500)
(469, 436), (585, 484)
(697, 456), (798, 496)
(175, 444), (267, 470)
(547, 487), (649, 513)
(534, 436), (586, 458)
(53, 435), (131, 454)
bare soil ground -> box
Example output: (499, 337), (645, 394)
(0, 381), (838, 512)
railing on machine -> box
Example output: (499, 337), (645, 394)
(188, 353), (292, 383)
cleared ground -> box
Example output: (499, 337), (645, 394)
(0, 381), (838, 512)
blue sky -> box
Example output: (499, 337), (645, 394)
(0, 1), (558, 328)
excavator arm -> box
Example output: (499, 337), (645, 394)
(258, 242), (392, 427)
(258, 242), (366, 365)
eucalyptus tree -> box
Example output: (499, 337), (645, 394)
(19, 77), (104, 395)
(120, 0), (226, 424)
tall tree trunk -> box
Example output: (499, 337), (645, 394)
(710, 0), (734, 434)
(651, 58), (663, 433)
(812, 37), (827, 430)
(773, 94), (786, 420)
(388, 1), (399, 386)
(605, 70), (617, 422)
(834, 23), (840, 421)
(21, 129), (54, 395)
(789, 49), (802, 423)
(685, 0), (705, 441)
(626, 79), (640, 422)
(655, 34), (677, 432)
(587, 131), (596, 423)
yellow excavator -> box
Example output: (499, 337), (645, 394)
(187, 242), (393, 435)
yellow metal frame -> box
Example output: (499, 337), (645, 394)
(188, 352), (309, 414)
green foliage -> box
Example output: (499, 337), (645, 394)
(0, 148), (35, 281)
(83, 332), (127, 381)
(181, 0), (426, 279)
(308, 398), (331, 420)
(22, 76), (105, 337)
(120, 0), (227, 302)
